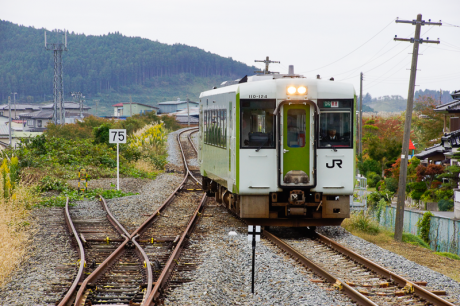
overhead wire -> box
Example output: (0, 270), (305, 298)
(299, 19), (395, 73)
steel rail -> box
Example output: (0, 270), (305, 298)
(59, 198), (86, 306)
(130, 128), (199, 239)
(133, 234), (153, 303)
(314, 232), (455, 306)
(264, 230), (377, 306)
(100, 195), (131, 237)
(178, 128), (201, 185)
(187, 129), (198, 154)
(73, 236), (130, 305)
(143, 193), (207, 305)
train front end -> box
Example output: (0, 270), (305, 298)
(200, 74), (356, 227)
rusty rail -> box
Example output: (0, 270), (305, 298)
(178, 128), (200, 185)
(314, 232), (455, 306)
(59, 198), (86, 306)
(264, 230), (377, 306)
(143, 193), (207, 305)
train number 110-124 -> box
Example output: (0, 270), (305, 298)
(249, 95), (268, 99)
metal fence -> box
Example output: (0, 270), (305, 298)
(374, 206), (460, 256)
(352, 175), (367, 211)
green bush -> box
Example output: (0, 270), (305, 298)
(367, 172), (381, 188)
(367, 191), (382, 209)
(401, 232), (430, 249)
(416, 211), (434, 244)
(438, 199), (454, 211)
(384, 177), (398, 193)
(39, 175), (67, 192)
(376, 180), (385, 191)
(349, 211), (380, 235)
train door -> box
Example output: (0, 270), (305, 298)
(281, 104), (310, 186)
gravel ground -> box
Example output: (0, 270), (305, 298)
(67, 177), (152, 194)
(105, 173), (184, 233)
(318, 226), (460, 304)
(164, 204), (353, 306)
(0, 208), (78, 306)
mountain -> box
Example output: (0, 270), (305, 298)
(0, 20), (255, 114)
(359, 90), (453, 112)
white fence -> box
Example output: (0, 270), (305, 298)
(352, 175), (367, 211)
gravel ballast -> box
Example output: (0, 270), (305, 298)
(318, 226), (460, 304)
(0, 208), (78, 306)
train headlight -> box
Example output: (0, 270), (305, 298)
(287, 86), (296, 94)
(297, 86), (307, 94)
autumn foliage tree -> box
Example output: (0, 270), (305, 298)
(416, 164), (444, 189)
(412, 95), (445, 148)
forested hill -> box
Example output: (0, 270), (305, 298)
(0, 20), (255, 106)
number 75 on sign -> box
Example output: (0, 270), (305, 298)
(109, 129), (127, 144)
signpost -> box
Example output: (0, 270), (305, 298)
(248, 225), (261, 294)
(109, 129), (126, 190)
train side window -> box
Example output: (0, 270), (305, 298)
(319, 112), (351, 148)
(240, 99), (276, 149)
(204, 110), (207, 144)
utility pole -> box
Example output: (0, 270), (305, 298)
(8, 96), (12, 145)
(254, 56), (280, 74)
(45, 29), (68, 125)
(187, 96), (190, 127)
(359, 72), (363, 158)
(394, 14), (441, 241)
(95, 100), (99, 117)
(439, 89), (442, 105)
(71, 92), (85, 119)
(11, 92), (17, 119)
(129, 96), (133, 117)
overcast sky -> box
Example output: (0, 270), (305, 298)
(2, 0), (459, 98)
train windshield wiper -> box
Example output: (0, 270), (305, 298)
(255, 139), (268, 152)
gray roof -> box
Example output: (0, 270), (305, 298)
(434, 99), (460, 113)
(0, 125), (9, 135)
(41, 102), (91, 110)
(19, 110), (92, 119)
(415, 144), (448, 159)
(158, 100), (198, 105)
(0, 104), (40, 111)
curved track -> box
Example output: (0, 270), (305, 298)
(60, 128), (204, 306)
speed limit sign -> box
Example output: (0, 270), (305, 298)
(109, 129), (127, 144)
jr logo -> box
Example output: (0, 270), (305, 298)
(326, 159), (342, 169)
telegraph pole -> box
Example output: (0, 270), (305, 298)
(394, 14), (441, 241)
(45, 30), (68, 125)
(359, 72), (363, 157)
(11, 92), (17, 119)
(71, 92), (85, 119)
(254, 56), (280, 74)
(8, 96), (12, 145)
(187, 96), (190, 127)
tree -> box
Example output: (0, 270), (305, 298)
(412, 95), (444, 149)
(416, 164), (444, 189)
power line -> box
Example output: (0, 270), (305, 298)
(300, 19), (395, 73)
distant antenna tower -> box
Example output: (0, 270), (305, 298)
(254, 56), (280, 75)
(71, 92), (85, 118)
(45, 30), (68, 125)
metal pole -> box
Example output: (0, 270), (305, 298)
(13, 92), (16, 119)
(117, 143), (120, 191)
(359, 72), (363, 157)
(395, 14), (422, 241)
(8, 96), (11, 145)
(251, 239), (255, 294)
(187, 97), (190, 127)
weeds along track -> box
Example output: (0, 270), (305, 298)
(265, 229), (458, 306)
(60, 128), (206, 306)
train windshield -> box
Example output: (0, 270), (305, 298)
(240, 99), (276, 149)
(319, 112), (352, 148)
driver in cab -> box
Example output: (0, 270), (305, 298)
(325, 129), (338, 141)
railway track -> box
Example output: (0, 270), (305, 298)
(58, 128), (205, 306)
(264, 229), (457, 306)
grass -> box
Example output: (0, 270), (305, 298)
(367, 187), (377, 192)
(434, 252), (460, 260)
(0, 183), (39, 287)
(342, 212), (460, 282)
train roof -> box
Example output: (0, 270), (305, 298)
(199, 74), (355, 99)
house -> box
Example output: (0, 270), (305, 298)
(19, 110), (92, 131)
(170, 106), (199, 126)
(112, 102), (158, 117)
(157, 98), (199, 114)
(0, 104), (40, 119)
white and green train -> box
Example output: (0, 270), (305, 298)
(198, 69), (356, 227)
